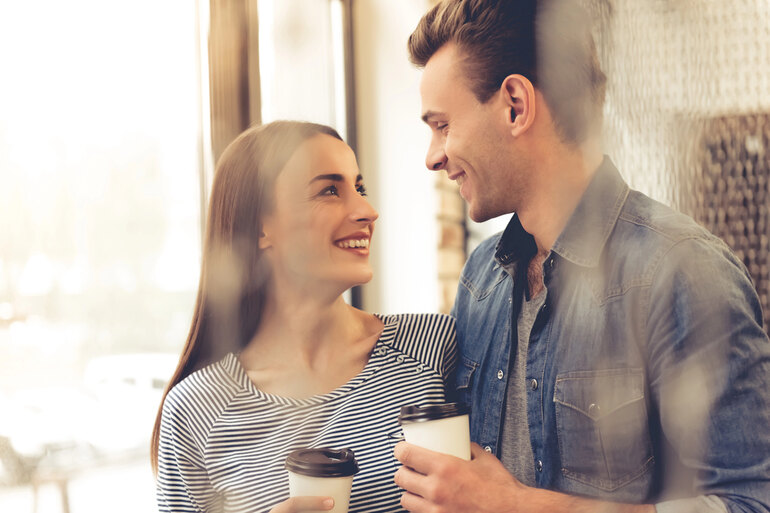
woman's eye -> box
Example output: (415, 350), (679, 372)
(357, 185), (368, 197)
(320, 185), (339, 196)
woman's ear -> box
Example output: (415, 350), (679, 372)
(258, 233), (271, 250)
(258, 223), (273, 250)
(501, 74), (536, 136)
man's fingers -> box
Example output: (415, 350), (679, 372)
(470, 442), (488, 460)
(400, 491), (434, 513)
(394, 441), (447, 474)
(272, 496), (334, 512)
(394, 464), (432, 498)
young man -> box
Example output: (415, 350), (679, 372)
(394, 1), (770, 512)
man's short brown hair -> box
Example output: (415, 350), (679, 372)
(408, 0), (606, 144)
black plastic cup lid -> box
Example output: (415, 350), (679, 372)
(398, 403), (470, 424)
(285, 448), (359, 478)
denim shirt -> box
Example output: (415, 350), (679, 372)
(451, 157), (770, 512)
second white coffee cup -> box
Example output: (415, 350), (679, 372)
(397, 403), (471, 460)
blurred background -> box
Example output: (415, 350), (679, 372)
(0, 0), (768, 511)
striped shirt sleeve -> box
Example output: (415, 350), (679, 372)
(157, 383), (220, 513)
(389, 313), (457, 381)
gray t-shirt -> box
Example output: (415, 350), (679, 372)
(499, 272), (545, 486)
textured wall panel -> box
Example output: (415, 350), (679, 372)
(581, 0), (770, 332)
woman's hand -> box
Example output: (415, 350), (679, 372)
(269, 496), (334, 512)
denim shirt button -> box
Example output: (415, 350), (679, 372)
(484, 445), (492, 453)
(588, 403), (601, 416)
(497, 369), (504, 380)
(548, 257), (555, 269)
(530, 378), (538, 390)
(536, 460), (543, 472)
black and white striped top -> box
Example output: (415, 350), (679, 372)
(157, 313), (457, 513)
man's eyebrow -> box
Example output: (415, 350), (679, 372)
(421, 110), (443, 124)
(308, 173), (364, 185)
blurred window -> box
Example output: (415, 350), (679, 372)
(0, 1), (354, 511)
(0, 0), (204, 510)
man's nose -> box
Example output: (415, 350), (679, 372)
(425, 140), (447, 171)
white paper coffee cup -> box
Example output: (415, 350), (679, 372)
(285, 448), (359, 513)
(398, 403), (471, 460)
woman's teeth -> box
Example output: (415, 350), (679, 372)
(336, 239), (369, 249)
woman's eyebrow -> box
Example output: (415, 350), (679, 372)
(308, 173), (363, 185)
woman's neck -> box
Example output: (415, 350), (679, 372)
(256, 294), (363, 363)
(238, 280), (383, 399)
(241, 276), (382, 372)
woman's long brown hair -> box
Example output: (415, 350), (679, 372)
(151, 121), (342, 473)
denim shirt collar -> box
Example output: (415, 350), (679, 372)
(494, 214), (537, 268)
(495, 156), (629, 269)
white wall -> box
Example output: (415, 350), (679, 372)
(353, 0), (439, 314)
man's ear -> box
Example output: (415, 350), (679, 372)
(501, 74), (536, 136)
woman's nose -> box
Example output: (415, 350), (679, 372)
(350, 192), (378, 223)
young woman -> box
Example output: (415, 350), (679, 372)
(152, 121), (457, 513)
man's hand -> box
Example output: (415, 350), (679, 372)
(393, 442), (656, 513)
(393, 441), (523, 513)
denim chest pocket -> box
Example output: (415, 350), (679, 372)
(553, 368), (654, 492)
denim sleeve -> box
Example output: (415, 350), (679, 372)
(449, 265), (471, 402)
(656, 495), (728, 513)
(440, 315), (459, 384)
(646, 237), (770, 513)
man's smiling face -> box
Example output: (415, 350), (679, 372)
(420, 43), (523, 222)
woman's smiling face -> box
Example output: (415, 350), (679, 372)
(259, 133), (378, 292)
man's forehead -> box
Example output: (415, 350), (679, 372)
(421, 43), (462, 87)
(419, 43), (473, 117)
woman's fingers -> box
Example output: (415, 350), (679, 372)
(270, 496), (334, 512)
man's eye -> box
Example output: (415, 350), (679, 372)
(436, 123), (448, 133)
(357, 184), (368, 197)
(320, 185), (339, 196)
